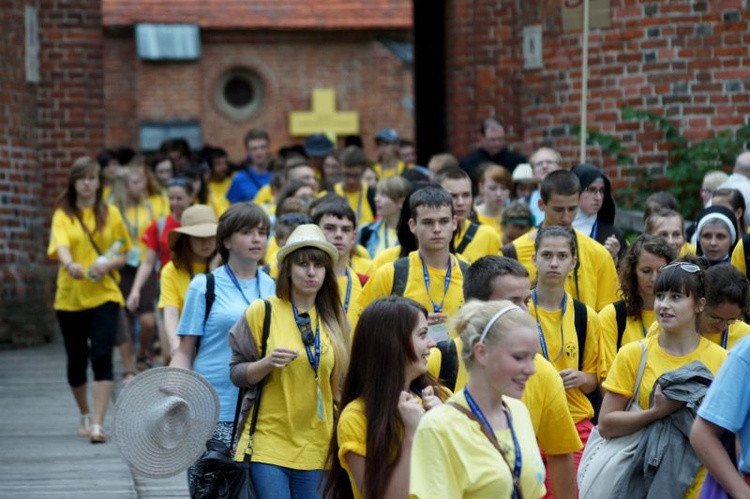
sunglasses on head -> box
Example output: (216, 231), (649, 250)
(660, 262), (701, 273)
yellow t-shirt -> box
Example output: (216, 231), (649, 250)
(476, 211), (503, 238)
(679, 241), (697, 257)
(373, 160), (407, 180)
(146, 193), (170, 219)
(208, 192), (230, 217)
(337, 398), (368, 499)
(529, 296), (600, 423)
(360, 251), (465, 326)
(209, 176), (233, 204)
(350, 246), (376, 278)
(265, 236), (280, 266)
(253, 184), (276, 213)
(598, 303), (656, 380)
(339, 268), (364, 335)
(454, 220), (501, 263)
(373, 245), (402, 268)
(505, 229), (619, 312)
(646, 320), (750, 351)
(121, 203), (157, 264)
(157, 261), (207, 312)
(334, 183), (375, 225)
(731, 237), (747, 274)
(235, 297), (336, 469)
(409, 391), (546, 498)
(427, 341), (582, 455)
(48, 205), (132, 311)
(602, 335), (727, 499)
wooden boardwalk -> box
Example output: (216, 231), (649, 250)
(0, 341), (189, 498)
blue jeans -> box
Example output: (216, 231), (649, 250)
(250, 462), (324, 499)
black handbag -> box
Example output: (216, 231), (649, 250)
(192, 299), (271, 499)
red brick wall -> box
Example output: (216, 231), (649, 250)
(446, 0), (750, 186)
(0, 0), (105, 344)
(104, 31), (415, 161)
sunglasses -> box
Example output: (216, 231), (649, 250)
(296, 313), (315, 347)
(660, 262), (701, 273)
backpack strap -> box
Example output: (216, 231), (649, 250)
(437, 340), (459, 392)
(203, 273), (216, 328)
(244, 300), (272, 447)
(743, 234), (750, 279)
(366, 186), (377, 220)
(455, 222), (479, 254)
(613, 300), (627, 350)
(391, 257), (410, 296)
(500, 242), (518, 261)
(573, 299), (588, 372)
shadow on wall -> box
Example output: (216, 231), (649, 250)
(0, 265), (57, 348)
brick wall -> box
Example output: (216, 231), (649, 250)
(0, 0), (105, 345)
(104, 31), (414, 161)
(445, 0), (750, 188)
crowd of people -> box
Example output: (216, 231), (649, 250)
(47, 117), (750, 498)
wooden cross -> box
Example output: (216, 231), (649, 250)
(289, 88), (360, 143)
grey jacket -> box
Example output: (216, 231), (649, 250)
(612, 361), (715, 499)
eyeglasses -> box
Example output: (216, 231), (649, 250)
(660, 262), (701, 273)
(533, 159), (558, 168)
(706, 312), (738, 325)
(583, 186), (606, 196)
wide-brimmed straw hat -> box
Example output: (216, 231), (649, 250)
(167, 205), (218, 251)
(276, 224), (338, 265)
(112, 367), (219, 479)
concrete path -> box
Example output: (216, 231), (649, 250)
(0, 341), (189, 498)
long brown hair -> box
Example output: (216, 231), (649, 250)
(277, 247), (350, 398)
(618, 234), (675, 318)
(170, 235), (215, 274)
(55, 156), (108, 232)
(324, 297), (446, 499)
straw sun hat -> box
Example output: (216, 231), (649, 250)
(112, 367), (219, 479)
(167, 205), (219, 251)
(276, 224), (338, 265)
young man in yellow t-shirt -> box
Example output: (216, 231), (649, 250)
(360, 187), (465, 341)
(333, 146), (376, 226)
(427, 255), (581, 499)
(501, 169), (619, 312)
(434, 167), (501, 263)
(313, 200), (365, 333)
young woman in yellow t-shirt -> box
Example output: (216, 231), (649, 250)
(231, 224), (350, 499)
(474, 163), (512, 238)
(600, 261), (728, 497)
(645, 208), (696, 258)
(158, 205), (218, 357)
(598, 235), (675, 379)
(409, 300), (547, 498)
(48, 157), (131, 444)
(325, 297), (446, 499)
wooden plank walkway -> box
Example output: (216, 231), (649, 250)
(0, 340), (189, 498)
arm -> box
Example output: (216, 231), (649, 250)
(547, 453), (577, 499)
(56, 246), (84, 279)
(169, 335), (198, 370)
(690, 417), (750, 499)
(89, 253), (127, 280)
(163, 305), (181, 355)
(597, 386), (681, 439)
(127, 248), (157, 311)
(558, 370), (598, 394)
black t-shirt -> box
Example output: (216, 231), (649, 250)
(459, 147), (527, 190)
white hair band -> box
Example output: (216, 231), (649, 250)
(479, 305), (521, 344)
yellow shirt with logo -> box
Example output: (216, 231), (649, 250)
(409, 391), (546, 498)
(236, 297), (336, 469)
(529, 296), (600, 423)
(504, 228), (619, 312)
(334, 183), (375, 225)
(158, 261), (207, 313)
(454, 220), (501, 263)
(360, 251), (465, 327)
(476, 211), (503, 238)
(598, 304), (656, 380)
(603, 335), (727, 499)
(373, 160), (407, 180)
(647, 320), (750, 351)
(48, 205), (132, 311)
(339, 268), (363, 335)
(427, 340), (582, 455)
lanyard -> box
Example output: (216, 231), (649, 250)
(722, 327), (729, 349)
(343, 268), (353, 314)
(590, 220), (599, 240)
(355, 184), (364, 222)
(640, 315), (648, 337)
(419, 253), (453, 313)
(532, 290), (567, 363)
(293, 304), (321, 375)
(225, 264), (260, 306)
(464, 389), (522, 499)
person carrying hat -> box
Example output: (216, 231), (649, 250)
(159, 205), (218, 359)
(229, 224), (350, 499)
(170, 203), (276, 494)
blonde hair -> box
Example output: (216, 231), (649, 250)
(530, 147), (562, 166)
(451, 299), (535, 371)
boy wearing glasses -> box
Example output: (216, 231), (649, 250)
(332, 146), (377, 226)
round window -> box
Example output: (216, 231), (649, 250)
(215, 68), (264, 122)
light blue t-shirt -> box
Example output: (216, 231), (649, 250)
(178, 265), (276, 422)
(698, 335), (750, 473)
